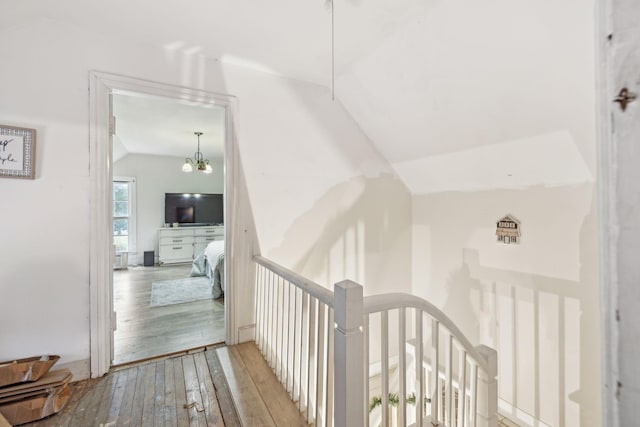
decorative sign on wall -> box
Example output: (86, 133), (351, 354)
(0, 125), (36, 179)
(496, 214), (520, 244)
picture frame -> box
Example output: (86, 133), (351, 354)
(0, 125), (36, 179)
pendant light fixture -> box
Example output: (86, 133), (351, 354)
(182, 131), (212, 174)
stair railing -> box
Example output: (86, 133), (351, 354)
(254, 257), (497, 427)
(254, 256), (335, 426)
(361, 291), (498, 427)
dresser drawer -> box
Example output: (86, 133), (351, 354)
(198, 227), (224, 237)
(158, 228), (195, 238)
(160, 236), (195, 245)
(195, 236), (222, 244)
(159, 244), (193, 261)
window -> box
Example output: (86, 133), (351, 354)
(113, 177), (136, 253)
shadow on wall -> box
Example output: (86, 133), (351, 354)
(441, 261), (485, 348)
(416, 184), (600, 427)
(266, 173), (412, 295)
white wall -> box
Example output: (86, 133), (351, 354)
(329, 0), (601, 424)
(0, 17), (412, 379)
(113, 154), (224, 265)
(412, 185), (600, 427)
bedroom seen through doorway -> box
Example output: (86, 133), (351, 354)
(110, 91), (227, 365)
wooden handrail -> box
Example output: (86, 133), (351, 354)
(253, 255), (334, 308)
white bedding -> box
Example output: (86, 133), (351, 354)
(191, 240), (225, 299)
(205, 240), (225, 299)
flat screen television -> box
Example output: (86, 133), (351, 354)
(165, 193), (223, 226)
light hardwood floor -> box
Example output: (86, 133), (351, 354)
(20, 343), (518, 427)
(24, 347), (240, 427)
(113, 264), (225, 365)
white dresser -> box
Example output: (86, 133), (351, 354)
(158, 226), (224, 265)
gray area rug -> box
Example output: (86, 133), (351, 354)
(150, 276), (212, 307)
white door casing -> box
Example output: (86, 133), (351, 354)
(89, 71), (239, 378)
(598, 0), (640, 425)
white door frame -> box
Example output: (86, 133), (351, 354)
(89, 71), (238, 378)
(596, 0), (640, 424)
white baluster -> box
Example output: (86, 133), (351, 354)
(268, 270), (275, 367)
(326, 307), (334, 427)
(288, 282), (294, 390)
(307, 296), (317, 424)
(415, 310), (423, 427)
(298, 291), (309, 412)
(299, 291), (309, 413)
(446, 334), (453, 427)
(399, 307), (406, 427)
(316, 303), (326, 427)
(364, 315), (370, 427)
(260, 266), (266, 351)
(469, 362), (478, 427)
(278, 277), (285, 381)
(431, 320), (440, 424)
(382, 310), (389, 427)
(457, 350), (467, 427)
(291, 286), (299, 399)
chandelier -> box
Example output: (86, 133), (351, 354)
(182, 131), (212, 174)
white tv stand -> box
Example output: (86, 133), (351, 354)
(158, 225), (224, 265)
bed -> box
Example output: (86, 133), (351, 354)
(191, 240), (225, 299)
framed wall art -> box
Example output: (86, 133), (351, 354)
(0, 125), (36, 179)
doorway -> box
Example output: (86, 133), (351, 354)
(110, 92), (227, 365)
(89, 72), (238, 377)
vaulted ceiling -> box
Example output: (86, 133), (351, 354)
(4, 0), (596, 193)
(3, 0), (418, 86)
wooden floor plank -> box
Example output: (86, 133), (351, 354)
(164, 358), (178, 427)
(173, 357), (191, 427)
(205, 346), (241, 427)
(116, 366), (140, 426)
(92, 371), (119, 425)
(70, 375), (110, 427)
(104, 369), (129, 425)
(236, 342), (310, 427)
(153, 360), (166, 427)
(216, 346), (275, 426)
(141, 363), (158, 427)
(182, 355), (208, 427)
(193, 352), (223, 426)
(129, 364), (150, 426)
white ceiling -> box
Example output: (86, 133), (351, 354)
(1, 0), (421, 87)
(4, 0), (595, 193)
(112, 93), (225, 160)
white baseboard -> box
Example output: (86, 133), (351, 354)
(57, 358), (91, 381)
(237, 324), (255, 343)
